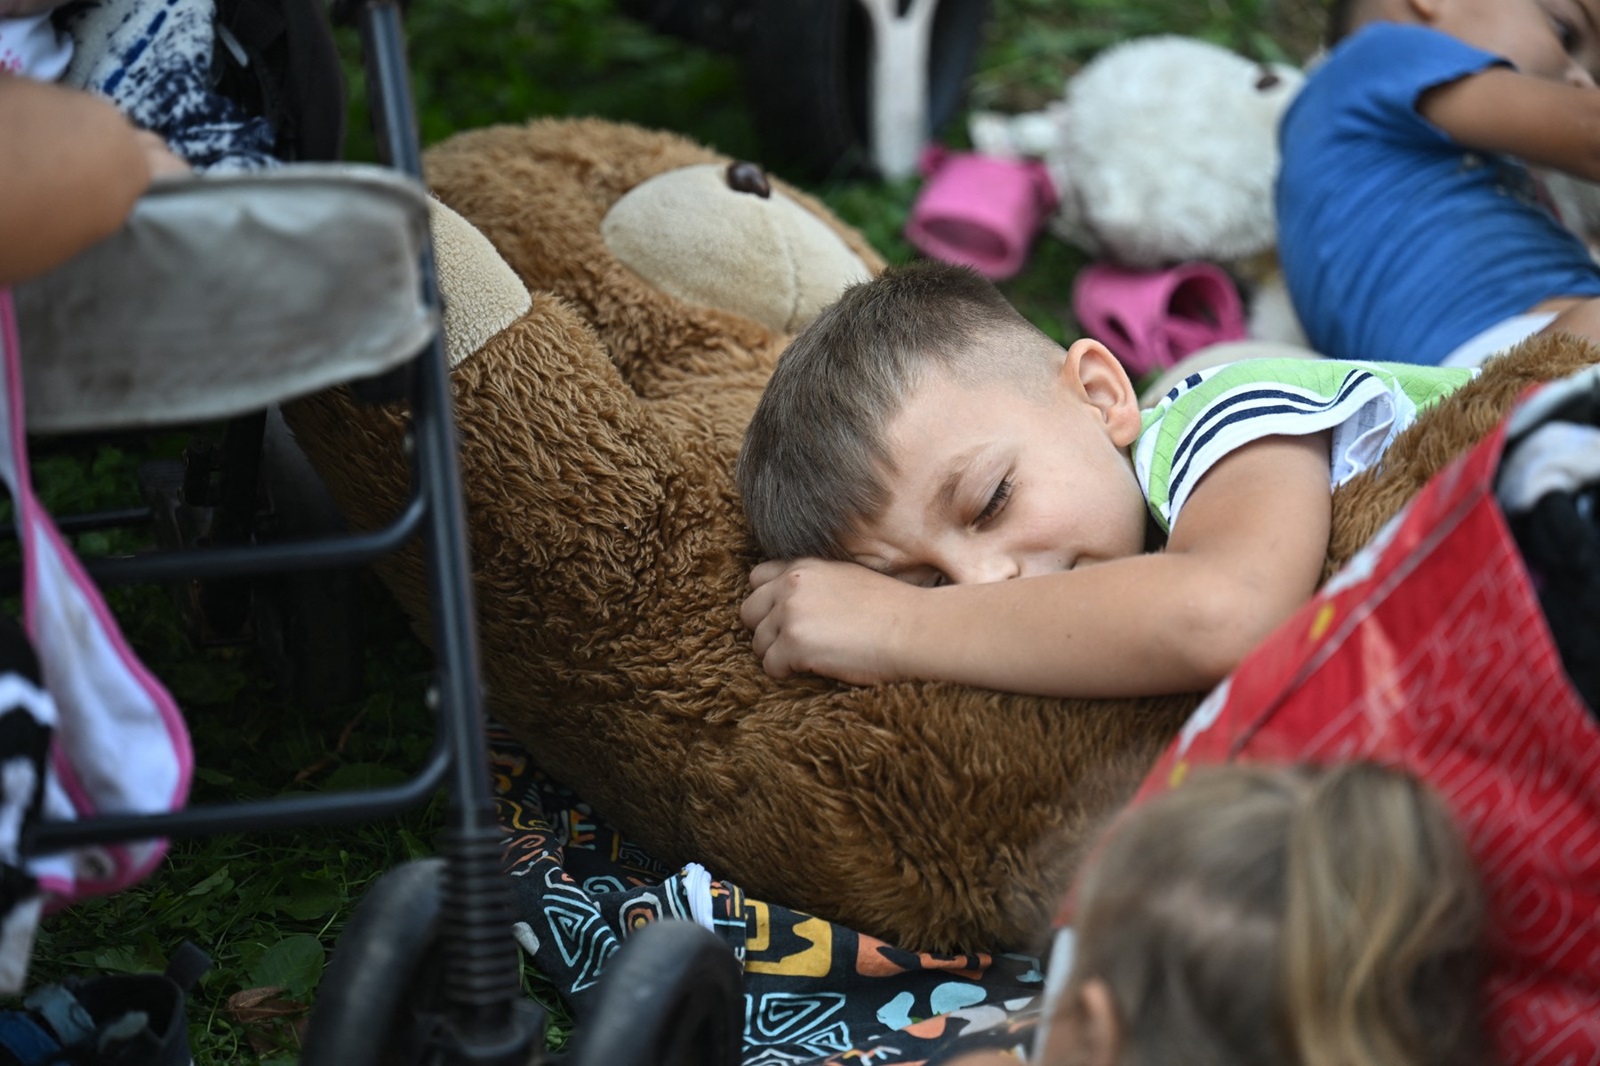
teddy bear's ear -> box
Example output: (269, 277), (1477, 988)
(427, 198), (531, 370)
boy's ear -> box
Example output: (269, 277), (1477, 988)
(1078, 979), (1121, 1066)
(1402, 0), (1442, 23)
(1038, 979), (1122, 1066)
(1062, 339), (1142, 448)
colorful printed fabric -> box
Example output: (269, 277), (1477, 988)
(490, 725), (1047, 1065)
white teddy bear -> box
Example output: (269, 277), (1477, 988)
(971, 35), (1308, 347)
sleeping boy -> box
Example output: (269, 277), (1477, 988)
(735, 262), (1472, 698)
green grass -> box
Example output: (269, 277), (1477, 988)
(16, 441), (463, 1060)
(22, 1), (1325, 1061)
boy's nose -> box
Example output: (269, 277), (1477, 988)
(949, 552), (1019, 585)
(1568, 62), (1596, 89)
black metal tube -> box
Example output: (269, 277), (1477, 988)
(27, 743), (451, 851)
(360, 4), (535, 1060)
(82, 493), (426, 584)
(197, 412), (273, 638)
(10, 507), (151, 537)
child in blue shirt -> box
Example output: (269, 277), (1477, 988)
(1277, 0), (1600, 366)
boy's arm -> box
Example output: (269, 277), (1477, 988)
(741, 434), (1332, 698)
(0, 75), (154, 285)
(1419, 68), (1600, 180)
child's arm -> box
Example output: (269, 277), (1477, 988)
(1419, 67), (1600, 181)
(741, 433), (1331, 698)
(0, 74), (156, 284)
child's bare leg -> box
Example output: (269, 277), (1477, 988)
(1540, 296), (1600, 351)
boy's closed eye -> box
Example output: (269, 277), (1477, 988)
(1551, 11), (1582, 53)
(973, 476), (1012, 526)
(1544, 0), (1600, 57)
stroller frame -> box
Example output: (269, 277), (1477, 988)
(19, 3), (546, 1061)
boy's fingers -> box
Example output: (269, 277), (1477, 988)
(750, 619), (793, 678)
(749, 559), (789, 586)
(738, 585), (771, 631)
(135, 131), (192, 180)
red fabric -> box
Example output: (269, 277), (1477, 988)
(1135, 416), (1600, 1065)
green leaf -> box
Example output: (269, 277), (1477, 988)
(186, 865), (233, 897)
(91, 945), (154, 974)
(249, 934), (326, 999)
(277, 875), (343, 921)
(398, 828), (434, 862)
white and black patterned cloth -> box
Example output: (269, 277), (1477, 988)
(61, 0), (279, 172)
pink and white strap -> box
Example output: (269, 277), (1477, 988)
(0, 289), (190, 906)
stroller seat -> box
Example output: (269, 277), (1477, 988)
(13, 165), (434, 432)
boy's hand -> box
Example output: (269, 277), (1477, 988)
(741, 558), (919, 685)
(134, 130), (192, 181)
(0, 76), (156, 283)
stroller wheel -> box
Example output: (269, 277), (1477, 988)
(562, 919), (744, 1066)
(299, 858), (444, 1066)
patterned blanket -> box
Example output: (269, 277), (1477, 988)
(490, 726), (1050, 1065)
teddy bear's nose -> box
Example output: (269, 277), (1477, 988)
(1255, 67), (1281, 91)
(725, 161), (772, 199)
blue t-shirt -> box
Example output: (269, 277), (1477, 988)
(1276, 22), (1600, 365)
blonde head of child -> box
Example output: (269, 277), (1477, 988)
(963, 762), (1487, 1066)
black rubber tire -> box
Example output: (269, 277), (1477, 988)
(616, 0), (747, 52)
(299, 858), (445, 1066)
(562, 920), (744, 1066)
(740, 0), (991, 180)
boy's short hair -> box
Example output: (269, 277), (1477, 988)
(736, 260), (1053, 561)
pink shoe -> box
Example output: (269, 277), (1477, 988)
(904, 146), (1058, 281)
(1071, 261), (1248, 378)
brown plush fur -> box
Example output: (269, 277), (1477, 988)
(1325, 332), (1600, 578)
(285, 117), (1600, 953)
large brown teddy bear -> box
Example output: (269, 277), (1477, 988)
(285, 117), (1600, 954)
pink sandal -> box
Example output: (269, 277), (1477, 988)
(1071, 261), (1248, 378)
(904, 146), (1058, 281)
